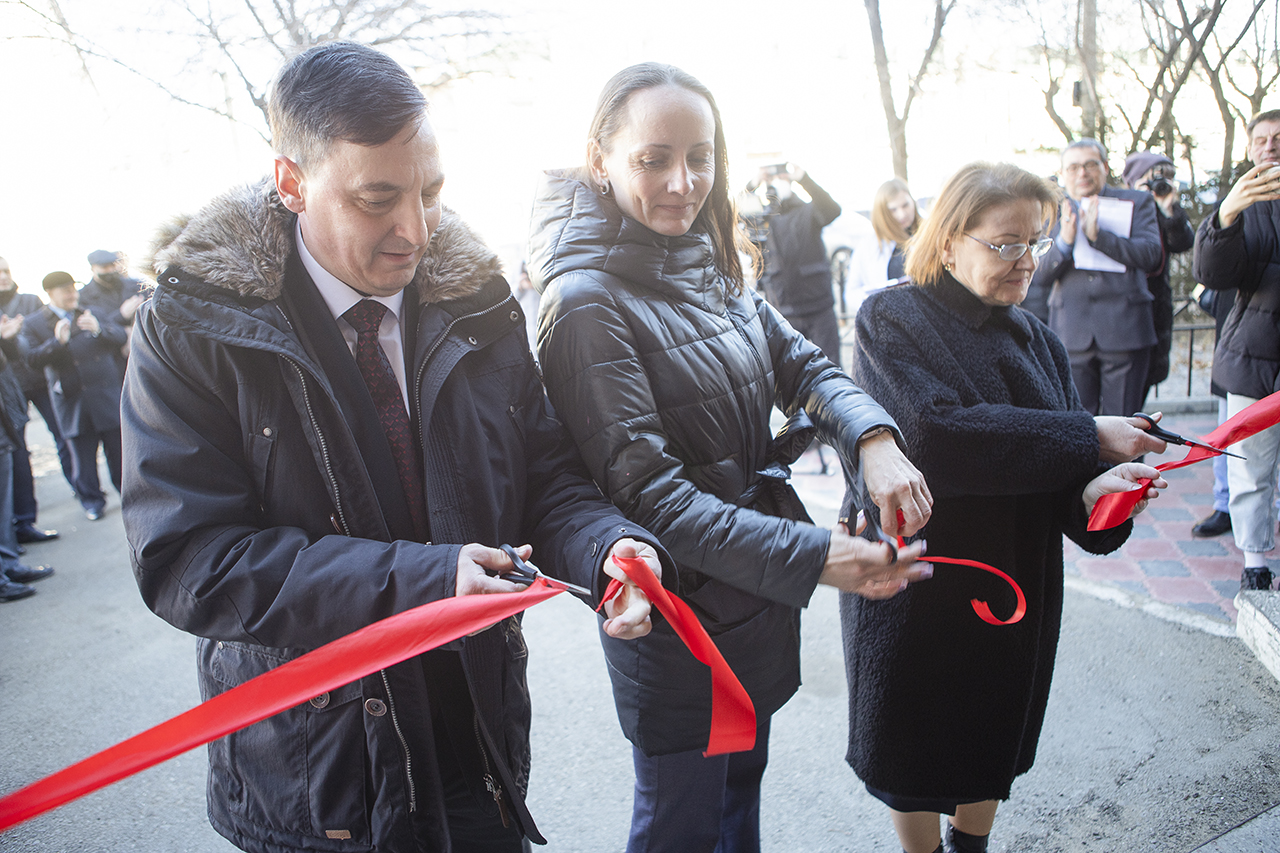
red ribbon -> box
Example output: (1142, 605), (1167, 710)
(928, 555), (1027, 625)
(1088, 391), (1280, 531)
(609, 555), (757, 756)
(0, 562), (752, 833)
(886, 510), (1025, 626)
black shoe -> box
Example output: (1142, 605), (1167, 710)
(0, 578), (35, 601)
(5, 564), (52, 584)
(1241, 566), (1275, 591)
(1192, 511), (1232, 538)
(16, 523), (59, 543)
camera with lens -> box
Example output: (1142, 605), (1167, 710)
(1148, 176), (1173, 196)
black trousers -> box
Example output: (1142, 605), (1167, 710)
(68, 427), (122, 511)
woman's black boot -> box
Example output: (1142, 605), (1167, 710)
(944, 822), (988, 853)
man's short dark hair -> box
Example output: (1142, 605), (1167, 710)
(268, 41), (428, 170)
(1247, 109), (1280, 136)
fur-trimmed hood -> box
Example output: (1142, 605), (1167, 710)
(150, 177), (502, 305)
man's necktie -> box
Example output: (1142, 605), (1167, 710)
(342, 300), (428, 538)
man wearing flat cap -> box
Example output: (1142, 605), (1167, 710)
(21, 271), (128, 520)
(82, 249), (146, 335)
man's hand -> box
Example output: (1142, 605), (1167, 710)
(1083, 462), (1167, 516)
(1080, 195), (1101, 242)
(455, 543), (528, 597)
(858, 430), (933, 537)
(1059, 199), (1078, 245)
(822, 515), (932, 600)
(54, 318), (72, 345)
(1218, 162), (1280, 228)
(1096, 414), (1168, 463)
(76, 311), (101, 336)
(1153, 188), (1178, 217)
(601, 538), (660, 639)
(0, 313), (23, 340)
(120, 293), (146, 322)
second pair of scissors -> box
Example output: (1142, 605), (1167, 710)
(1132, 413), (1246, 460)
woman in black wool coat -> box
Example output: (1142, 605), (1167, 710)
(842, 162), (1169, 853)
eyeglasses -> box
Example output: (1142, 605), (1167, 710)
(966, 234), (1054, 261)
(1063, 160), (1104, 175)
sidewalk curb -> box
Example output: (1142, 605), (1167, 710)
(1064, 574), (1236, 638)
(1235, 590), (1280, 684)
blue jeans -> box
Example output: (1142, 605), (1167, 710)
(1227, 394), (1280, 554)
(626, 719), (771, 853)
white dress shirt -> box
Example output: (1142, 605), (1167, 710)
(296, 220), (411, 412)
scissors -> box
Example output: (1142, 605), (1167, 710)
(1132, 413), (1246, 460)
(847, 464), (899, 562)
(498, 544), (594, 602)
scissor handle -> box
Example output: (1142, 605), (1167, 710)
(1131, 412), (1183, 445)
(498, 544), (538, 586)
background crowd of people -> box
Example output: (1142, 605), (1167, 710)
(0, 249), (141, 603)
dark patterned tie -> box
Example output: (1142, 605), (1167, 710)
(343, 300), (428, 538)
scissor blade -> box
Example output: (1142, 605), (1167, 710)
(513, 553), (594, 599)
(1187, 439), (1246, 460)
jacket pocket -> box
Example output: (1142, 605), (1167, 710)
(248, 428), (277, 507)
(198, 639), (371, 849)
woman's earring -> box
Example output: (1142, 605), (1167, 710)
(599, 179), (612, 197)
(944, 262), (954, 272)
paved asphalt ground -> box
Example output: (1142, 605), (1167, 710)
(2, 412), (1279, 852)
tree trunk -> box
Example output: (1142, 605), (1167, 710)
(1080, 0), (1099, 138)
(864, 0), (909, 181)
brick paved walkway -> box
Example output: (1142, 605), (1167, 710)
(789, 410), (1250, 632)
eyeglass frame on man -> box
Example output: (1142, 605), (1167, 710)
(966, 234), (1054, 261)
(1062, 159), (1105, 175)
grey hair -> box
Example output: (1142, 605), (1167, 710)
(1063, 137), (1108, 163)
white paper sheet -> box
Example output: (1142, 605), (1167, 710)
(1072, 196), (1134, 273)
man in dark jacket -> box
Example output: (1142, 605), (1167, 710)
(0, 257), (63, 543)
(1030, 139), (1164, 417)
(22, 271), (127, 521)
(1193, 109), (1280, 591)
(0, 309), (54, 601)
(753, 165), (843, 364)
(81, 249), (146, 329)
(120, 41), (667, 853)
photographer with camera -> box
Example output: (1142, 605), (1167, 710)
(749, 163), (843, 365)
(1121, 152), (1195, 405)
(1194, 109), (1280, 590)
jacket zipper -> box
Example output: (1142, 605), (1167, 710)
(380, 670), (417, 813)
(284, 358), (350, 536)
(283, 354), (418, 814)
(472, 710), (511, 827)
(414, 298), (515, 449)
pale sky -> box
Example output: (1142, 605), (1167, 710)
(0, 0), (1254, 289)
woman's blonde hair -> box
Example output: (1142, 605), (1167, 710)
(870, 178), (918, 248)
(904, 162), (1060, 287)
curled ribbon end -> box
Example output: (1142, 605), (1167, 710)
(970, 598), (1026, 626)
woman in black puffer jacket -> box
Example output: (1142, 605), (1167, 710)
(529, 62), (934, 853)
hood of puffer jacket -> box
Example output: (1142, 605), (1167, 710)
(526, 167), (727, 311)
(148, 176), (503, 305)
